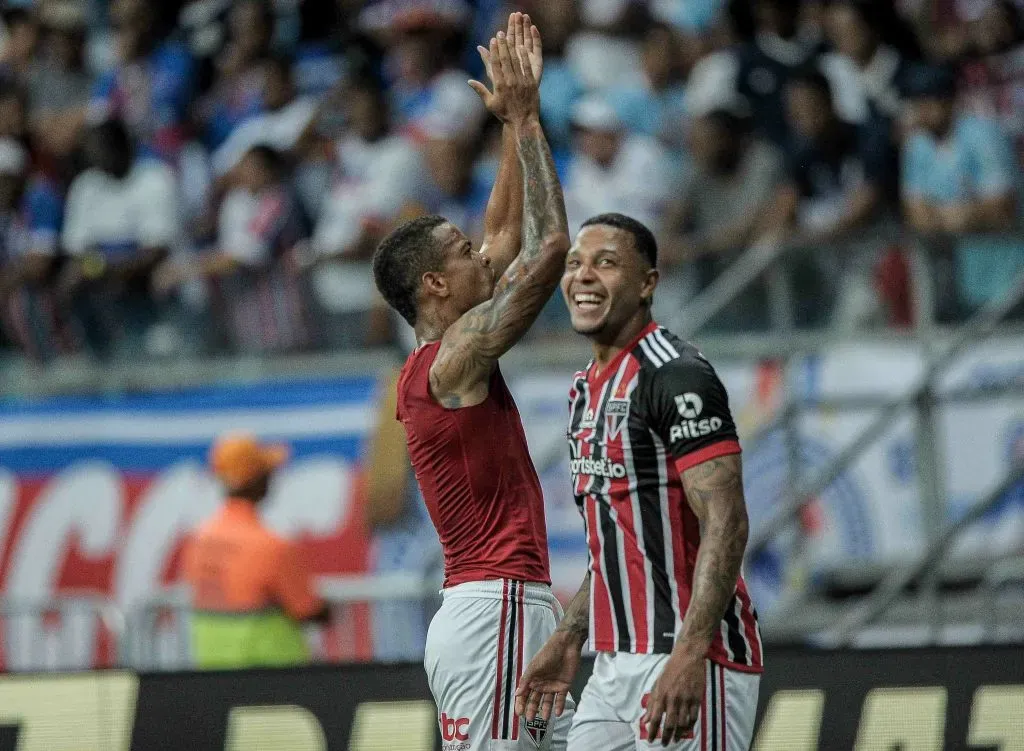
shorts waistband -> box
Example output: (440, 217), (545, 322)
(441, 578), (558, 608)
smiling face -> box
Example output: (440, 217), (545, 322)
(561, 224), (658, 342)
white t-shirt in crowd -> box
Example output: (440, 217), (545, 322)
(311, 132), (429, 313)
(62, 160), (181, 258)
(212, 97), (318, 176)
(564, 133), (675, 232)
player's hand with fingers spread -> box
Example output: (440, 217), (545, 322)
(468, 12), (541, 127)
(642, 650), (705, 746)
(513, 631), (581, 723)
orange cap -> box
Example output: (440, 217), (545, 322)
(209, 432), (289, 491)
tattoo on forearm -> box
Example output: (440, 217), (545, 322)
(556, 572), (590, 643)
(431, 121), (568, 401)
(493, 123), (568, 298)
(679, 456), (748, 648)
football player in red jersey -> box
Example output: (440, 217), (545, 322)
(373, 14), (574, 750)
(516, 213), (762, 749)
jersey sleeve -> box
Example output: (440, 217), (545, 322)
(644, 355), (741, 475)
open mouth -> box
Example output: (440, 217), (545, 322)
(572, 292), (606, 312)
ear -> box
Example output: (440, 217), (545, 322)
(640, 268), (659, 306)
(422, 270), (450, 299)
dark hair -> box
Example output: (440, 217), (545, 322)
(262, 54), (293, 81)
(789, 67), (834, 103)
(1, 8), (35, 29)
(373, 214), (449, 326)
(89, 119), (133, 157)
(243, 144), (288, 179)
(581, 213), (658, 268)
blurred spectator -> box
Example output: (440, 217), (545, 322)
(523, 0), (583, 148)
(184, 433), (328, 669)
(767, 68), (893, 328)
(665, 106), (785, 258)
(212, 56), (318, 176)
(659, 104), (785, 329)
(689, 0), (822, 145)
(200, 0), (275, 149)
(565, 0), (644, 91)
(408, 99), (489, 241)
(957, 0), (1024, 163)
(820, 0), (913, 125)
(563, 96), (676, 232)
(27, 2), (90, 165)
(60, 120), (181, 358)
(204, 145), (311, 354)
(0, 82), (28, 142)
(91, 0), (195, 164)
(605, 22), (689, 139)
(0, 7), (39, 82)
(309, 75), (428, 346)
(363, 6), (475, 130)
(770, 69), (890, 241)
(901, 63), (1020, 313)
(0, 138), (71, 362)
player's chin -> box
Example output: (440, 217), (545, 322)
(570, 314), (607, 337)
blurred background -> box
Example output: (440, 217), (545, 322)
(0, 0), (1021, 747)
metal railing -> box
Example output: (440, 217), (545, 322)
(671, 226), (1024, 643)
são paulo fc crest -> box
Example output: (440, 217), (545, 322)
(524, 716), (548, 746)
(605, 399), (629, 439)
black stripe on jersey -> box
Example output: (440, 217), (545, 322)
(626, 407), (675, 649)
(723, 594), (749, 665)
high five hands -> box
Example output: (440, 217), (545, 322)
(468, 12), (543, 126)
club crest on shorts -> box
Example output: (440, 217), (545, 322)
(523, 716), (547, 746)
(604, 399), (629, 439)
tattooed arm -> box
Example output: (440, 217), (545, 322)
(431, 21), (569, 408)
(643, 454), (748, 745)
(555, 571), (591, 647)
(677, 453), (749, 654)
(479, 127), (524, 279)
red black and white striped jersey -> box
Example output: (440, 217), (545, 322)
(567, 321), (762, 673)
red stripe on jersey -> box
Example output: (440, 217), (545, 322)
(736, 583), (762, 668)
(606, 359), (651, 652)
(585, 495), (614, 648)
(665, 483), (694, 632)
(512, 584), (525, 740)
(672, 439), (743, 475)
(491, 579), (510, 740)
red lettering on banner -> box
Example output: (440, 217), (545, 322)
(0, 462), (372, 670)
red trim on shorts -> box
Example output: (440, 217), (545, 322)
(491, 579), (510, 740)
(512, 583), (525, 740)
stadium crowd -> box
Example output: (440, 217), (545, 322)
(0, 0), (1020, 363)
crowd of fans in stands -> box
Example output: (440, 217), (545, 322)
(0, 0), (1020, 363)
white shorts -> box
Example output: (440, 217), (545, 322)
(568, 652), (760, 751)
(425, 578), (576, 750)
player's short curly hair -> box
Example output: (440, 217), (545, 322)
(372, 214), (449, 326)
(581, 213), (658, 268)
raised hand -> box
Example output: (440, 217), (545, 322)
(468, 13), (541, 126)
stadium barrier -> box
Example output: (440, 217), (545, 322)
(0, 646), (1020, 750)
